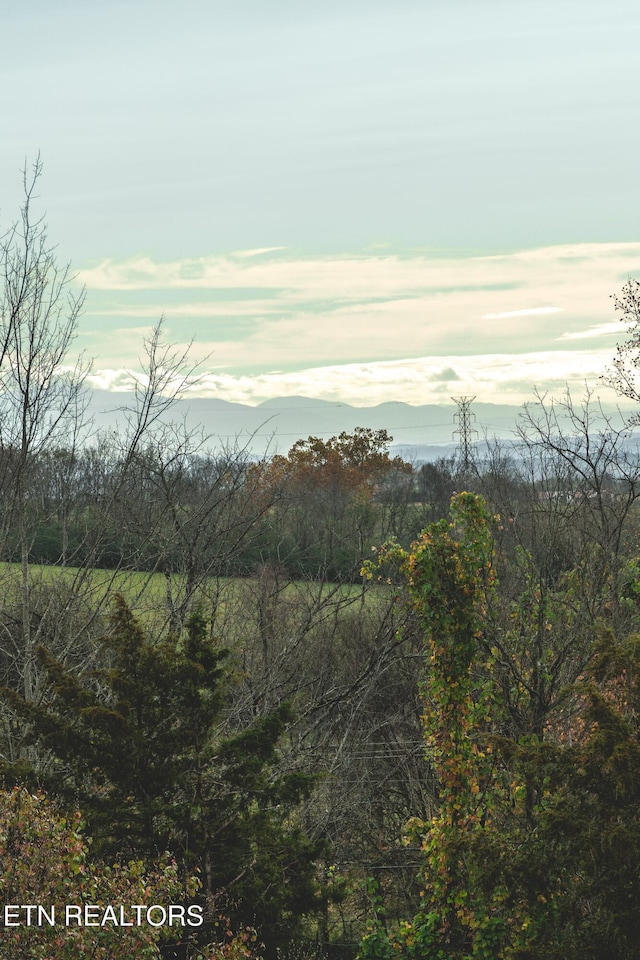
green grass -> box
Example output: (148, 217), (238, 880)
(0, 561), (371, 641)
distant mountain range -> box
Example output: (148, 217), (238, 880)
(84, 390), (637, 461)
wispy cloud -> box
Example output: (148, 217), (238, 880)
(76, 241), (640, 406)
(558, 321), (623, 341)
(482, 307), (562, 320)
(233, 246), (289, 258)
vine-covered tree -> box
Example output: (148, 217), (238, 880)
(358, 493), (640, 960)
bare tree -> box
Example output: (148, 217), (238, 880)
(516, 388), (640, 621)
(603, 278), (640, 413)
(464, 389), (640, 749)
(0, 157), (88, 701)
(0, 163), (211, 705)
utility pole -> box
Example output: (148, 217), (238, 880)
(452, 396), (477, 472)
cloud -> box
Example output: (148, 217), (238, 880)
(75, 240), (640, 405)
(86, 348), (621, 409)
(233, 246), (289, 258)
(78, 242), (640, 301)
(89, 302), (283, 319)
(87, 369), (144, 392)
(557, 321), (623, 341)
(431, 366), (461, 382)
(482, 307), (562, 320)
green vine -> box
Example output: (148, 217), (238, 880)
(359, 494), (529, 959)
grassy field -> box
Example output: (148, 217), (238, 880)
(0, 560), (372, 645)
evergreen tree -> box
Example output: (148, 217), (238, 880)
(1, 596), (321, 958)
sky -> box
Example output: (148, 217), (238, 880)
(2, 0), (640, 413)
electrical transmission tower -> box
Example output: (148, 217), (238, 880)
(452, 396), (478, 472)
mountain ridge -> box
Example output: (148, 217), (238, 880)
(84, 390), (635, 459)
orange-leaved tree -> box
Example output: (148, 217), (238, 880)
(247, 428), (412, 579)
